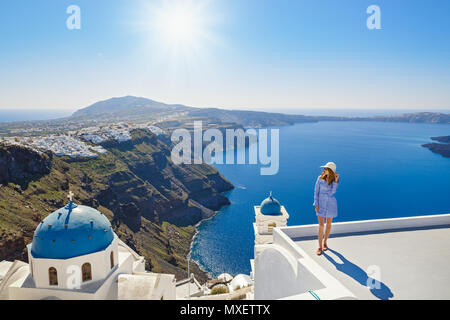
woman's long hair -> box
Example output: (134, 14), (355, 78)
(320, 168), (335, 185)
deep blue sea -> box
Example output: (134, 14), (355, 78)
(190, 121), (450, 277)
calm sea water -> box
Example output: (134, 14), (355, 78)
(0, 110), (72, 123)
(190, 121), (450, 277)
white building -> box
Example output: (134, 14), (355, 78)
(251, 193), (450, 300)
(254, 192), (289, 245)
(0, 194), (176, 300)
(2, 189), (449, 300)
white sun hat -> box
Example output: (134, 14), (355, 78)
(320, 162), (337, 173)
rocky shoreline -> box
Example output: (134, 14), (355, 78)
(187, 209), (223, 280)
(422, 136), (450, 158)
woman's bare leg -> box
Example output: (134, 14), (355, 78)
(324, 218), (333, 247)
(317, 216), (325, 249)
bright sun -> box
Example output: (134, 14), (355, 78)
(160, 8), (198, 44)
(140, 0), (218, 62)
(155, 2), (204, 48)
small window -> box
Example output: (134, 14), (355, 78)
(49, 267), (58, 286)
(82, 263), (92, 282)
(268, 222), (277, 232)
(110, 251), (114, 269)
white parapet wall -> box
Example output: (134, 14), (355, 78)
(279, 213), (450, 240)
(253, 235), (355, 300)
(118, 273), (176, 300)
(254, 213), (450, 300)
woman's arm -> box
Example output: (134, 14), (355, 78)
(330, 180), (339, 195)
(313, 177), (320, 207)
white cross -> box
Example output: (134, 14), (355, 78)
(67, 191), (74, 202)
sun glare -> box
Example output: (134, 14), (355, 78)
(155, 2), (204, 48)
(137, 0), (219, 65)
(160, 7), (198, 44)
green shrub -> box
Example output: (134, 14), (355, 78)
(210, 286), (229, 295)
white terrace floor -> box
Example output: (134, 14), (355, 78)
(281, 215), (450, 300)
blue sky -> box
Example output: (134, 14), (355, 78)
(0, 0), (449, 111)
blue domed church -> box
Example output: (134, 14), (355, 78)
(31, 201), (115, 260)
(0, 192), (176, 300)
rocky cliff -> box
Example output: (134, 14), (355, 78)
(0, 144), (52, 187)
(0, 129), (233, 282)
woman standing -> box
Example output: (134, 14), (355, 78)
(313, 162), (340, 256)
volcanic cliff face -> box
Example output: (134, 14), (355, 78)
(0, 129), (233, 282)
(0, 144), (52, 187)
(90, 129), (232, 230)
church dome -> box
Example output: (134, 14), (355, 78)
(31, 200), (114, 259)
(260, 192), (282, 216)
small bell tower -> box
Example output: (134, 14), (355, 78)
(251, 192), (289, 279)
(254, 192), (289, 242)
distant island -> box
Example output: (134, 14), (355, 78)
(423, 136), (450, 158)
(0, 96), (449, 138)
(70, 96), (450, 125)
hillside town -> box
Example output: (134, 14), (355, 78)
(0, 122), (166, 159)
